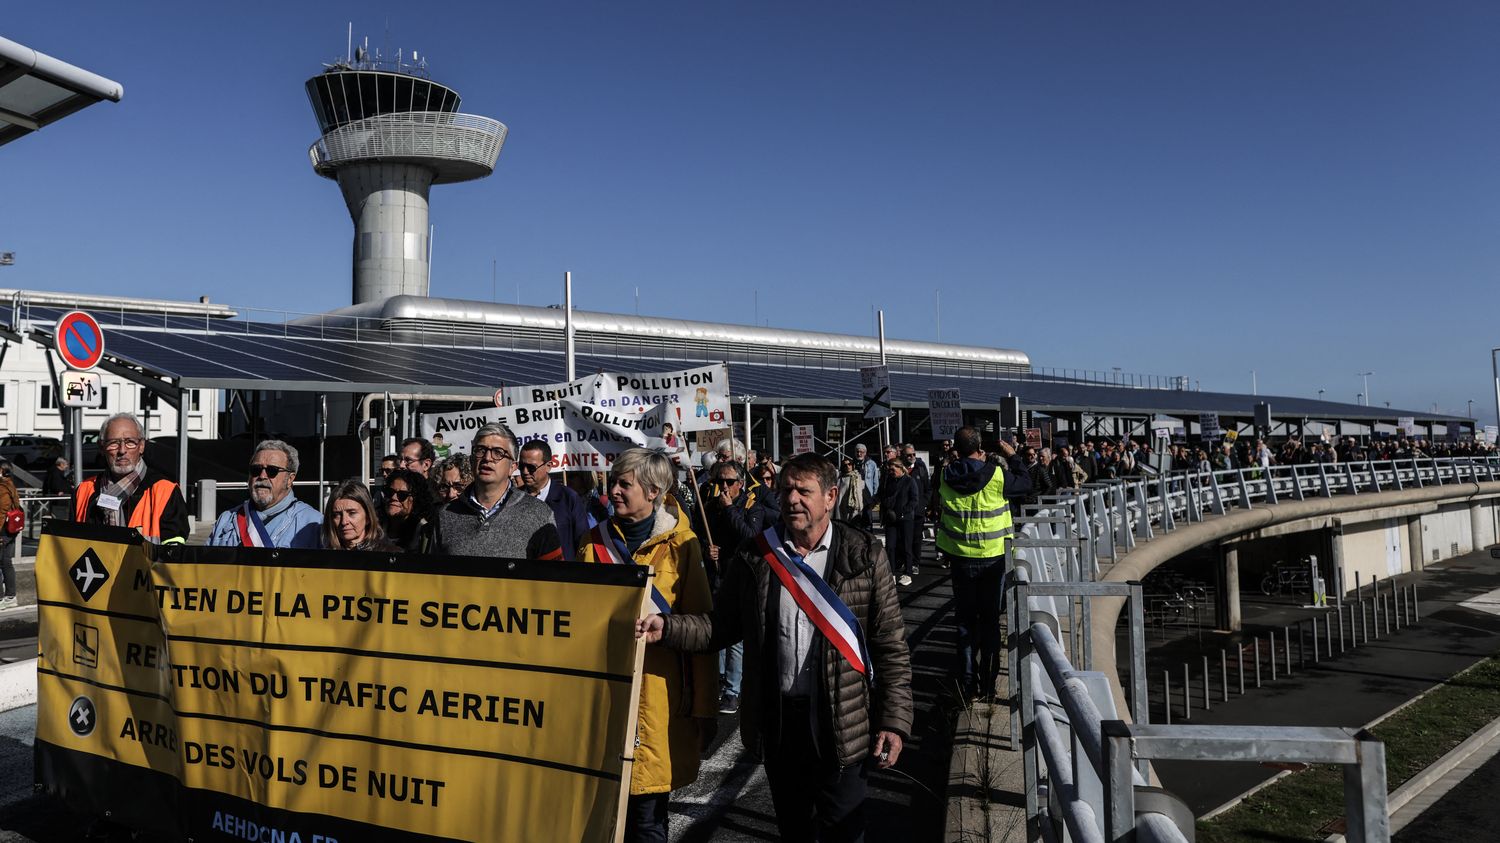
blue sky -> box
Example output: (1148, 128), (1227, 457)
(4, 2), (1498, 421)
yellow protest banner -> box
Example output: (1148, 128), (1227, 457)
(35, 521), (649, 842)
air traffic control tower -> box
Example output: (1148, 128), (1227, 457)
(305, 49), (506, 304)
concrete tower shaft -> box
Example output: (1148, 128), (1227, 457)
(337, 163), (433, 304)
(306, 62), (505, 304)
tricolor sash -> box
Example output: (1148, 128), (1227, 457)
(755, 525), (871, 680)
(587, 519), (672, 615)
(235, 502), (272, 548)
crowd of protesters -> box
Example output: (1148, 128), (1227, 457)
(59, 410), (1500, 842)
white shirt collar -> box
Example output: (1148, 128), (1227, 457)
(783, 519), (834, 556)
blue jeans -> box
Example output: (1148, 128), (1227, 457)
(951, 557), (1006, 693)
(719, 641), (743, 696)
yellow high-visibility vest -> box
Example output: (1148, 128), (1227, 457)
(936, 466), (1013, 559)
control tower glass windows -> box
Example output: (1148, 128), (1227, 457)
(304, 71), (462, 134)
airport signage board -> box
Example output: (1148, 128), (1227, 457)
(35, 522), (647, 842)
(927, 389), (962, 440)
(55, 310), (105, 372)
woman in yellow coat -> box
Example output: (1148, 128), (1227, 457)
(579, 448), (718, 842)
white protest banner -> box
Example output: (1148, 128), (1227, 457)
(861, 365), (892, 420)
(421, 398), (668, 470)
(1398, 416), (1416, 436)
(928, 388), (962, 440)
(792, 425), (815, 455)
(500, 363), (731, 432)
(1485, 425), (1499, 444)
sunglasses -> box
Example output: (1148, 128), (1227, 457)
(518, 462), (545, 475)
(388, 489), (413, 502)
(249, 464), (290, 478)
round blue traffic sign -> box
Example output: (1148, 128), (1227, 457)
(56, 311), (105, 371)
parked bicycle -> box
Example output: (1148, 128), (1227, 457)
(1260, 560), (1312, 596)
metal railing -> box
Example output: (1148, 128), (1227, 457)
(309, 110), (506, 178)
(1001, 456), (1499, 840)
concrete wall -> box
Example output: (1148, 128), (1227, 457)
(1419, 503), (1474, 564)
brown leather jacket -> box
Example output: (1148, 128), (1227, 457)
(660, 520), (913, 766)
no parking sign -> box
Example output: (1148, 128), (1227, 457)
(55, 311), (105, 371)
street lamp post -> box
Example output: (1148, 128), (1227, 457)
(1317, 389), (1325, 401)
(1490, 348), (1500, 432)
(1356, 372), (1373, 406)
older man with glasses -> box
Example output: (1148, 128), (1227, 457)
(70, 412), (188, 544)
(432, 423), (562, 560)
(207, 440), (323, 549)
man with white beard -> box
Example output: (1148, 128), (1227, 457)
(208, 440), (323, 548)
(71, 413), (189, 544)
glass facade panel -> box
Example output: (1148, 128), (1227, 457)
(307, 72), (464, 131)
(358, 73), (378, 121)
(395, 76), (413, 113)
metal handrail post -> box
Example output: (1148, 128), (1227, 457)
(1114, 483), (1133, 552)
(1016, 579), (1039, 818)
(1102, 722), (1136, 842)
(1318, 463), (1332, 498)
(1344, 462), (1360, 496)
(1208, 471), (1227, 516)
(1342, 733), (1391, 842)
(1367, 460), (1382, 493)
(1235, 469), (1253, 509)
(1134, 481), (1152, 541)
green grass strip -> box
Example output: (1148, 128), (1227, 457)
(1197, 656), (1500, 842)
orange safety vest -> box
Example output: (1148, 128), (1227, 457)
(73, 476), (180, 540)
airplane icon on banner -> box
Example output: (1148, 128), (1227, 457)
(68, 550), (110, 602)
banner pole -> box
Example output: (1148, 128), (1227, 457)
(614, 576), (653, 843)
(878, 309), (890, 451)
(683, 459), (715, 548)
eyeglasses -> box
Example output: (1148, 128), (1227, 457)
(472, 445), (513, 462)
(437, 483), (462, 494)
(388, 489), (413, 502)
(103, 438), (145, 451)
(397, 455), (425, 467)
(518, 462), (546, 475)
(379, 467), (395, 477)
(249, 464), (290, 478)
